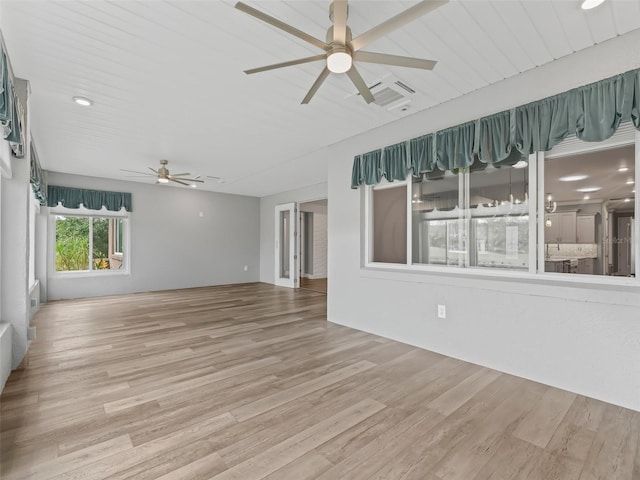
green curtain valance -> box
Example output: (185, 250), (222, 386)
(410, 134), (435, 175)
(47, 185), (133, 212)
(351, 67), (640, 188)
(0, 41), (24, 154)
(436, 121), (476, 171)
(30, 141), (47, 206)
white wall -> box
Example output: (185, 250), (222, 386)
(310, 212), (327, 278)
(0, 323), (10, 391)
(1, 155), (30, 368)
(46, 172), (260, 300)
(327, 30), (640, 411)
(0, 140), (11, 389)
(259, 180), (327, 284)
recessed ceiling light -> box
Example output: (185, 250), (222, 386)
(72, 96), (93, 106)
(583, 195), (590, 200)
(190, 184), (197, 188)
(559, 175), (588, 182)
(624, 198), (631, 202)
(581, 0), (606, 10)
(626, 179), (635, 185)
(618, 167), (629, 172)
(576, 187), (602, 192)
(512, 160), (528, 169)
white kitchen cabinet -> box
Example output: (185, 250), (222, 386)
(577, 257), (594, 274)
(545, 212), (576, 243)
(576, 215), (596, 244)
(559, 212), (576, 243)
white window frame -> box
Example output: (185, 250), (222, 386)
(28, 188), (39, 288)
(362, 130), (639, 288)
(114, 218), (124, 255)
(49, 206), (130, 278)
(363, 178), (409, 268)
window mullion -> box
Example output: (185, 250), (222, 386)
(406, 178), (412, 266)
(536, 152), (545, 273)
(635, 129), (640, 277)
(528, 153), (538, 274)
(462, 171), (470, 268)
(89, 216), (94, 271)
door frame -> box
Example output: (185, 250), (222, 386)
(274, 202), (298, 288)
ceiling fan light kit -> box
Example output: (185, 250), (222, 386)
(327, 49), (352, 74)
(235, 0), (448, 104)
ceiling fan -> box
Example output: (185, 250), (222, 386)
(121, 160), (205, 186)
(235, 0), (448, 104)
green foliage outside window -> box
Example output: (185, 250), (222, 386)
(55, 216), (112, 271)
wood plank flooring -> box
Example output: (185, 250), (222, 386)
(299, 277), (327, 294)
(1, 283), (638, 480)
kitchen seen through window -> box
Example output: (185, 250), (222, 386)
(369, 135), (636, 279)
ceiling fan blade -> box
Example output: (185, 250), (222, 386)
(168, 172), (190, 177)
(120, 169), (154, 176)
(245, 54), (326, 75)
(354, 51), (437, 70)
(332, 0), (348, 45)
(235, 2), (329, 51)
(346, 65), (374, 104)
(350, 0), (448, 52)
(301, 67), (331, 104)
(148, 167), (159, 174)
(171, 177), (204, 183)
(170, 178), (190, 186)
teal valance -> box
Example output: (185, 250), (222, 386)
(29, 141), (47, 206)
(0, 38), (24, 155)
(351, 67), (640, 188)
(436, 121), (476, 171)
(47, 185), (132, 212)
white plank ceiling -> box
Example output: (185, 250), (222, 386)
(2, 1), (639, 197)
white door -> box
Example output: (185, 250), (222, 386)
(275, 203), (298, 288)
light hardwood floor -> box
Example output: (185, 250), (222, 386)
(1, 283), (638, 480)
(299, 277), (327, 294)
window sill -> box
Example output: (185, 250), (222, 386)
(361, 262), (639, 305)
(51, 269), (130, 280)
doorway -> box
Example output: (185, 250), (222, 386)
(274, 203), (297, 288)
(299, 199), (328, 294)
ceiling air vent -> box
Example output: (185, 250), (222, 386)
(351, 75), (416, 110)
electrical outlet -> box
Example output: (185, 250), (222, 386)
(437, 304), (446, 319)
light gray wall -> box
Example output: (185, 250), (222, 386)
(327, 30), (640, 411)
(300, 200), (328, 278)
(46, 172), (260, 300)
(1, 155), (30, 368)
(259, 181), (327, 284)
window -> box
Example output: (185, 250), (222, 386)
(408, 159), (531, 271)
(542, 143), (635, 277)
(371, 183), (407, 264)
(54, 214), (128, 273)
(365, 127), (638, 282)
(468, 160), (530, 271)
(29, 189), (38, 286)
(412, 170), (462, 266)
